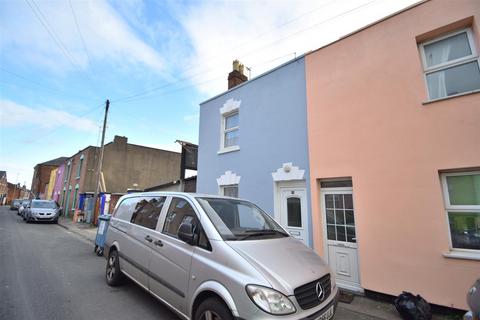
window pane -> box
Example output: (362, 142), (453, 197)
(326, 209), (335, 224)
(336, 226), (346, 242)
(287, 197), (302, 227)
(224, 129), (239, 147)
(335, 209), (345, 224)
(426, 61), (480, 100)
(344, 194), (353, 209)
(114, 197), (138, 222)
(163, 198), (197, 238)
(424, 32), (472, 68)
(446, 174), (480, 205)
(334, 194), (343, 209)
(346, 227), (356, 243)
(223, 185), (238, 198)
(131, 197), (166, 230)
(320, 180), (352, 188)
(225, 113), (239, 129)
(448, 212), (480, 250)
(325, 195), (334, 209)
(345, 210), (355, 226)
(327, 225), (336, 241)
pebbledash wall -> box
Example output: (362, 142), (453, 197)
(197, 57), (314, 245)
(305, 0), (480, 310)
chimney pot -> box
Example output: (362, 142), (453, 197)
(228, 60), (248, 90)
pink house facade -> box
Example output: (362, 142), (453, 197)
(51, 164), (65, 203)
(305, 0), (479, 310)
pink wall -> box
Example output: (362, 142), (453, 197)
(305, 0), (480, 309)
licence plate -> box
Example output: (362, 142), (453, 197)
(315, 305), (334, 320)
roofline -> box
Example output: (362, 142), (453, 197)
(103, 140), (180, 155)
(307, 0), (429, 56)
(144, 176), (197, 192)
(200, 54), (306, 105)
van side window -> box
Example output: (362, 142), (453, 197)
(197, 227), (211, 251)
(113, 197), (138, 222)
(131, 197), (166, 230)
(163, 197), (198, 238)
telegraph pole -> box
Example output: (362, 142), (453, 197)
(93, 99), (109, 223)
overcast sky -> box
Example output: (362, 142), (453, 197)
(0, 0), (419, 188)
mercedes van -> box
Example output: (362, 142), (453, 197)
(104, 192), (338, 320)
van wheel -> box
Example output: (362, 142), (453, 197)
(105, 250), (123, 286)
(195, 298), (233, 320)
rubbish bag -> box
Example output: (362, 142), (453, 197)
(394, 291), (432, 320)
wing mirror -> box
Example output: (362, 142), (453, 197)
(178, 221), (196, 245)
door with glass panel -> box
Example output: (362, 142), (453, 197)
(321, 189), (361, 292)
(279, 187), (308, 243)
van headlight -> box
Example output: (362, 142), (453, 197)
(246, 285), (296, 315)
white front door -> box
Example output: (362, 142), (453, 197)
(277, 183), (309, 243)
(321, 190), (362, 292)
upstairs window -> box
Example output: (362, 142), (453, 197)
(223, 111), (239, 148)
(419, 28), (480, 100)
(76, 154), (84, 179)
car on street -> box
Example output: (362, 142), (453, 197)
(10, 199), (21, 211)
(23, 200), (61, 223)
(17, 200), (31, 216)
(104, 192), (338, 320)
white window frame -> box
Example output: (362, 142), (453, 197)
(440, 171), (480, 256)
(419, 28), (480, 101)
(219, 111), (240, 154)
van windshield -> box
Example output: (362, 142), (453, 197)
(196, 197), (288, 241)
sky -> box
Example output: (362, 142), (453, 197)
(0, 0), (419, 188)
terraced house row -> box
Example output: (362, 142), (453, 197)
(197, 0), (480, 310)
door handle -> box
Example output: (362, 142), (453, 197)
(154, 239), (163, 247)
(145, 235), (153, 242)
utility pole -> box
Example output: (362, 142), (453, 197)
(93, 99), (109, 223)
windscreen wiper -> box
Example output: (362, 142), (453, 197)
(236, 229), (288, 240)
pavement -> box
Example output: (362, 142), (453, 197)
(0, 206), (462, 320)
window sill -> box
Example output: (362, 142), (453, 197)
(217, 146), (240, 155)
(422, 89), (480, 105)
(443, 251), (480, 261)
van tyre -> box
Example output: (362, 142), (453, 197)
(194, 297), (234, 320)
(106, 250), (123, 286)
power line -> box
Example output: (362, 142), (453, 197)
(239, 0), (379, 59)
(110, 0), (340, 103)
(24, 0), (101, 99)
(68, 0), (93, 68)
(112, 0), (378, 103)
(0, 66), (100, 102)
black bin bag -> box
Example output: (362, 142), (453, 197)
(394, 291), (432, 320)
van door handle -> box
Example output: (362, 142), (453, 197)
(145, 235), (153, 242)
(154, 239), (163, 247)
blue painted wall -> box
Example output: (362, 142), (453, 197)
(197, 57), (312, 245)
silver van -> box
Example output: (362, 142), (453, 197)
(104, 192), (338, 320)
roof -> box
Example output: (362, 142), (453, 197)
(144, 176), (197, 192)
(38, 156), (69, 166)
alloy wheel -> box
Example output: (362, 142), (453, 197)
(106, 255), (116, 281)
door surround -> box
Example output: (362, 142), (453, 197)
(320, 183), (363, 293)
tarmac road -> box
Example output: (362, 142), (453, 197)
(0, 206), (378, 320)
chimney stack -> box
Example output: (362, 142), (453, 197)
(228, 59), (248, 90)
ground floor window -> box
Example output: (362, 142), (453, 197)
(221, 185), (238, 198)
(441, 171), (480, 251)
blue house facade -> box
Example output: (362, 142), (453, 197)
(197, 57), (313, 245)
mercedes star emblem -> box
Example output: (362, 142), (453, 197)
(315, 282), (324, 301)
